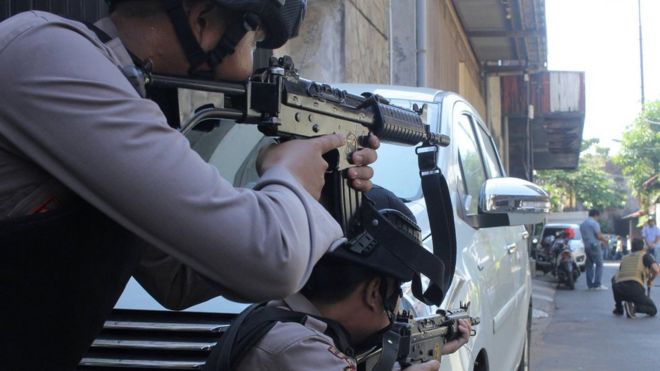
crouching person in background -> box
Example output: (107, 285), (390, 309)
(612, 238), (660, 318)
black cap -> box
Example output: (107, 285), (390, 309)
(331, 186), (446, 306)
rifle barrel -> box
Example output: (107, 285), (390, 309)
(150, 74), (246, 95)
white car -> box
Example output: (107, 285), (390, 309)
(81, 83), (548, 371)
(537, 223), (586, 271)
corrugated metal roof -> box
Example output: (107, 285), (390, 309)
(452, 0), (547, 72)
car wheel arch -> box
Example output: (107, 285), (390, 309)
(473, 348), (489, 371)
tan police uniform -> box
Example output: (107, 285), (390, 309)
(0, 11), (345, 306)
(235, 293), (402, 371)
(0, 10), (348, 368)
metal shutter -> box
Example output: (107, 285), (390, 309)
(0, 0), (108, 22)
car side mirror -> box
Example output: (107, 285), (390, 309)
(467, 177), (549, 229)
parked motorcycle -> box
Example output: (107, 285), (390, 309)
(535, 229), (580, 289)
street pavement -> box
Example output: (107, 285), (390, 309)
(531, 262), (660, 370)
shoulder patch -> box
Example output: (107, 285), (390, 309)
(327, 345), (356, 369)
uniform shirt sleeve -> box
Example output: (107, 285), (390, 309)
(643, 253), (655, 269)
(246, 337), (358, 371)
(0, 13), (343, 303)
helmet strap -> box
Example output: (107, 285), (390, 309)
(164, 0), (208, 74)
(379, 277), (401, 320)
(163, 0), (260, 77)
(206, 13), (261, 72)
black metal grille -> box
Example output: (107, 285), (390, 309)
(0, 0), (108, 22)
(78, 309), (232, 370)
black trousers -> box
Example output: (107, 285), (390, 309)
(611, 277), (657, 316)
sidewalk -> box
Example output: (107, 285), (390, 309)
(530, 272), (557, 352)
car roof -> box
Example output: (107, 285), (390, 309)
(544, 223), (580, 229)
(332, 83), (445, 103)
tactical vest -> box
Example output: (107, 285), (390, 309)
(0, 200), (144, 370)
(615, 252), (648, 286)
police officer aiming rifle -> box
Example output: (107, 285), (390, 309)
(205, 186), (472, 371)
(0, 1), (379, 369)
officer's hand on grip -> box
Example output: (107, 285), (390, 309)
(258, 134), (379, 199)
(403, 360), (440, 371)
(347, 134), (379, 192)
(442, 319), (472, 355)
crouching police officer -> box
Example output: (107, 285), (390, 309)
(0, 0), (379, 369)
(612, 238), (660, 318)
(204, 186), (471, 371)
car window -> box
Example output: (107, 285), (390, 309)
(454, 113), (487, 215)
(185, 118), (268, 188)
(542, 226), (582, 240)
(475, 122), (504, 178)
(370, 101), (441, 200)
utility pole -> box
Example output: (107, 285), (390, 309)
(638, 0), (645, 109)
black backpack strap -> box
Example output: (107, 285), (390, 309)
(204, 304), (307, 371)
(84, 21), (181, 127)
(84, 21), (112, 43)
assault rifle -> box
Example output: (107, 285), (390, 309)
(357, 304), (480, 371)
(146, 56), (449, 233)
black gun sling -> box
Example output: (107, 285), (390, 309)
(0, 200), (143, 370)
(416, 142), (457, 305)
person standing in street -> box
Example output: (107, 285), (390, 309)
(614, 235), (624, 260)
(580, 209), (609, 290)
(611, 238), (660, 318)
(641, 216), (660, 258)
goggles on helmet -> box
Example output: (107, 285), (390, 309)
(214, 0), (306, 49)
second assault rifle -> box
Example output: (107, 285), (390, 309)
(146, 56), (449, 233)
(357, 304), (480, 371)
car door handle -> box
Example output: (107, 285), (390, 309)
(521, 231), (529, 239)
(506, 243), (518, 254)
